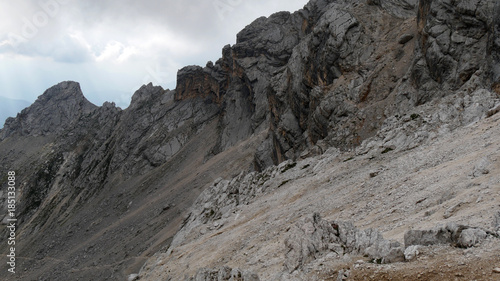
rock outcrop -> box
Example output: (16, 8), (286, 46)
(168, 0), (500, 171)
(0, 81), (98, 139)
(368, 0), (417, 18)
(188, 267), (260, 281)
(284, 213), (404, 273)
(1, 0), (500, 280)
(175, 0), (416, 169)
(411, 0), (498, 103)
(404, 222), (497, 249)
(175, 65), (224, 104)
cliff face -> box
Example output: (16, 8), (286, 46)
(412, 0), (498, 102)
(174, 0), (500, 171)
(0, 0), (499, 280)
(174, 0), (417, 169)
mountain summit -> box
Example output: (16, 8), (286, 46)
(1, 0), (500, 280)
(1, 81), (97, 139)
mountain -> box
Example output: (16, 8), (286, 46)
(1, 0), (500, 280)
(0, 96), (31, 129)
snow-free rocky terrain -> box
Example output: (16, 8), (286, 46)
(140, 96), (500, 280)
(1, 0), (500, 280)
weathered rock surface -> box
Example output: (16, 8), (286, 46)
(411, 0), (498, 103)
(189, 267), (259, 281)
(404, 222), (495, 248)
(494, 211), (500, 234)
(369, 0), (417, 18)
(0, 80), (254, 280)
(172, 0), (421, 170)
(175, 65), (224, 104)
(284, 213), (404, 273)
(168, 0), (500, 172)
(403, 245), (422, 261)
(138, 102), (500, 280)
(1, 0), (500, 280)
(139, 105), (500, 279)
(0, 81), (98, 139)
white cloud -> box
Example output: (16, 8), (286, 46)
(94, 41), (129, 62)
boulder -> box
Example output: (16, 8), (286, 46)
(404, 223), (493, 249)
(190, 267), (259, 281)
(457, 228), (487, 248)
(284, 213), (403, 272)
(471, 156), (491, 177)
(404, 245), (422, 261)
(398, 33), (414, 44)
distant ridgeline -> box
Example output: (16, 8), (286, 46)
(0, 96), (31, 129)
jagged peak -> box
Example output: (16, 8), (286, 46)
(235, 12), (293, 45)
(0, 81), (98, 139)
(129, 82), (166, 109)
(34, 81), (94, 107)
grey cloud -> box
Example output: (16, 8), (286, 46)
(64, 0), (307, 43)
(0, 0), (308, 107)
(67, 0), (217, 39)
(0, 32), (93, 63)
(1, 0), (308, 62)
(50, 35), (94, 63)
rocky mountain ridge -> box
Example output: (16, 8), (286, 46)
(1, 0), (500, 280)
(0, 96), (31, 130)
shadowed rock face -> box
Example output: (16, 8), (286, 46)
(1, 0), (500, 280)
(411, 0), (499, 103)
(489, 1), (500, 94)
(175, 65), (225, 104)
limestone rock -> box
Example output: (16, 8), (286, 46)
(0, 81), (97, 140)
(2, 0), (500, 280)
(175, 65), (225, 104)
(284, 213), (403, 273)
(404, 245), (422, 261)
(128, 274), (139, 281)
(405, 223), (460, 247)
(189, 267), (259, 281)
(404, 223), (493, 248)
(376, 0), (417, 18)
(411, 0), (497, 104)
(169, 160), (302, 250)
(457, 228), (487, 248)
(493, 211), (500, 232)
(471, 157), (491, 177)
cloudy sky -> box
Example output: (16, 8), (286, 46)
(0, 0), (307, 108)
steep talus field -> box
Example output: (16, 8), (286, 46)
(1, 0), (500, 280)
(140, 94), (500, 280)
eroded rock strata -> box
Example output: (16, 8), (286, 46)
(1, 0), (500, 280)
